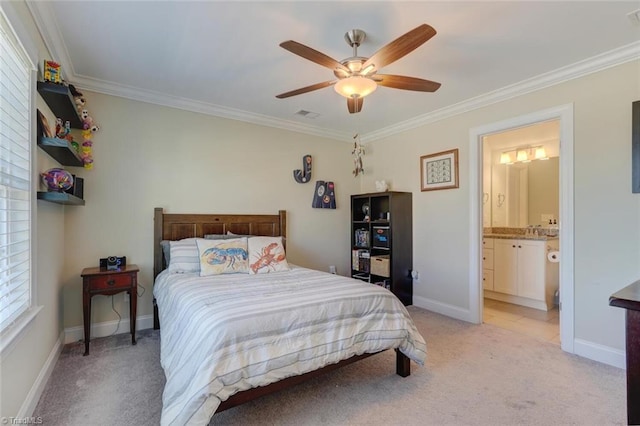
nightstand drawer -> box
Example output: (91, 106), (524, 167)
(86, 273), (134, 291)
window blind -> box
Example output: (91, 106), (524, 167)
(0, 16), (32, 332)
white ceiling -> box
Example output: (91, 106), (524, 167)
(29, 1), (640, 141)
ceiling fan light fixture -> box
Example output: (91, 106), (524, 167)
(361, 64), (376, 75)
(334, 76), (377, 99)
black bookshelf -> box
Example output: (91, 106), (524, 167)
(350, 191), (413, 305)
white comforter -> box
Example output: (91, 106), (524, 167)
(154, 265), (427, 426)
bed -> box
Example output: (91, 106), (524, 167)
(152, 208), (427, 425)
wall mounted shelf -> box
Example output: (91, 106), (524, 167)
(37, 81), (83, 129)
(37, 191), (85, 205)
(38, 137), (83, 167)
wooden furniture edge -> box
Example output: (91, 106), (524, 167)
(217, 350), (410, 412)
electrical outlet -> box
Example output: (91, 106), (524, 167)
(124, 292), (129, 302)
(329, 265), (336, 274)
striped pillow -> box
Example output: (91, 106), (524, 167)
(167, 238), (202, 273)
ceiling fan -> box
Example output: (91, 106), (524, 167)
(276, 24), (441, 114)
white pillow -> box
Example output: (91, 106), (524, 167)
(247, 236), (290, 274)
(196, 237), (249, 276)
(167, 238), (201, 273)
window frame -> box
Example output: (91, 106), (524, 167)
(0, 2), (41, 355)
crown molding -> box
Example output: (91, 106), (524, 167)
(26, 1), (75, 79)
(362, 41), (640, 142)
(26, 1), (351, 142)
(71, 74), (353, 141)
(28, 2), (640, 144)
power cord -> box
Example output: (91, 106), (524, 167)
(109, 295), (122, 337)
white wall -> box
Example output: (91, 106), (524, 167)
(61, 92), (359, 329)
(362, 60), (640, 354)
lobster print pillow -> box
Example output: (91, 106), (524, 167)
(196, 237), (249, 276)
(247, 236), (290, 274)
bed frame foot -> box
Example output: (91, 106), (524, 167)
(395, 349), (410, 377)
(153, 301), (160, 330)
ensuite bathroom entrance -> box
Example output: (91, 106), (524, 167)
(481, 119), (561, 344)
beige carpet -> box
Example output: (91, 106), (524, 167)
(34, 307), (626, 425)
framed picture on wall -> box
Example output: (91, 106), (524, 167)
(36, 109), (52, 138)
(420, 148), (459, 191)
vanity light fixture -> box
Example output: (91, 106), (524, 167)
(516, 149), (530, 163)
(499, 145), (548, 164)
(534, 146), (548, 160)
(499, 151), (515, 164)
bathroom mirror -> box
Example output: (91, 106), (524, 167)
(489, 157), (559, 227)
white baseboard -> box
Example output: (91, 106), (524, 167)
(64, 315), (154, 344)
(413, 295), (474, 323)
(413, 296), (625, 369)
(573, 338), (626, 369)
(484, 290), (551, 311)
(17, 331), (64, 418)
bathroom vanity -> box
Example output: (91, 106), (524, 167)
(483, 233), (559, 311)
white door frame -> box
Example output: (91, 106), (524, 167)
(468, 104), (575, 354)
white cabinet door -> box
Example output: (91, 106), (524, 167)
(517, 240), (546, 300)
(493, 239), (518, 295)
(482, 269), (494, 290)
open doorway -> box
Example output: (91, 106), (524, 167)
(482, 121), (560, 344)
(469, 104), (574, 355)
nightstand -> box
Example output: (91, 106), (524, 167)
(81, 264), (139, 356)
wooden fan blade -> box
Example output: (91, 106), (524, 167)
(276, 80), (336, 99)
(347, 97), (364, 114)
(280, 41), (350, 73)
(376, 74), (441, 92)
(362, 24), (436, 72)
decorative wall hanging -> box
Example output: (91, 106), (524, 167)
(312, 181), (336, 209)
(420, 148), (459, 191)
(293, 155), (312, 183)
(352, 134), (364, 176)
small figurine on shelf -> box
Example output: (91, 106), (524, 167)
(81, 110), (94, 129)
(81, 125), (99, 140)
(68, 84), (82, 98)
(80, 141), (93, 170)
(56, 120), (70, 139)
(55, 118), (62, 137)
(43, 60), (62, 84)
(75, 96), (86, 112)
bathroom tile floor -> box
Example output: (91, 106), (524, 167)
(483, 298), (560, 345)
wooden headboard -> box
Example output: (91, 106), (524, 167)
(152, 207), (286, 329)
(153, 207), (287, 279)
